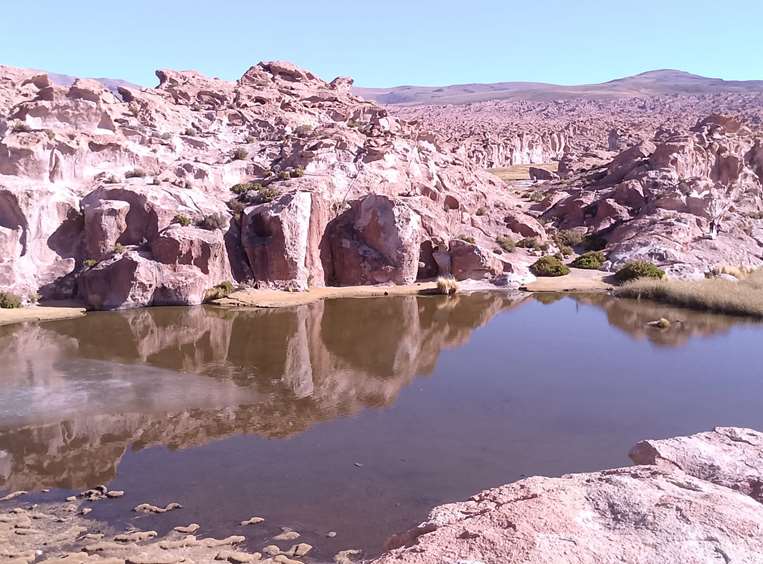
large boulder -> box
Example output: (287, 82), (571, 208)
(328, 194), (423, 285)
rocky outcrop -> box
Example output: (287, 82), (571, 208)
(373, 427), (763, 564)
(536, 115), (763, 277)
(0, 61), (541, 308)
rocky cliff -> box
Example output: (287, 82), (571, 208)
(0, 62), (542, 308)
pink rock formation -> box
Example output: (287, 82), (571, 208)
(0, 62), (543, 307)
(372, 427), (763, 564)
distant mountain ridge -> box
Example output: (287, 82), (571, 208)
(354, 69), (763, 105)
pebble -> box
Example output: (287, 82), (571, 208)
(240, 516), (265, 526)
(174, 523), (200, 534)
(334, 549), (363, 563)
(126, 555), (185, 564)
(273, 529), (300, 541)
(133, 502), (182, 514)
(80, 507), (93, 515)
(262, 545), (281, 556)
(353, 463), (363, 468)
(114, 530), (158, 542)
(215, 550), (258, 563)
(289, 543), (313, 557)
(326, 531), (337, 538)
(106, 490), (125, 498)
(66, 496), (77, 502)
(203, 536), (246, 548)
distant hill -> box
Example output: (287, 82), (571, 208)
(354, 70), (763, 105)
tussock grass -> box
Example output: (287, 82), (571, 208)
(436, 276), (459, 296)
(616, 270), (763, 318)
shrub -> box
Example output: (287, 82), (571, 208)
(555, 229), (585, 247)
(559, 245), (574, 257)
(294, 125), (314, 137)
(124, 168), (146, 179)
(231, 182), (261, 195)
(530, 256), (570, 277)
(28, 292), (40, 304)
(290, 167), (305, 178)
(277, 171), (290, 181)
(173, 214), (191, 227)
(205, 280), (235, 301)
(83, 259), (98, 268)
(113, 243), (126, 254)
(103, 174), (119, 184)
(198, 212), (227, 231)
(475, 206), (488, 216)
(10, 121), (31, 133)
(615, 260), (665, 283)
(496, 236), (515, 252)
(0, 292), (22, 309)
(457, 235), (476, 244)
(436, 276), (458, 296)
(231, 148), (248, 161)
(183, 127), (196, 136)
(570, 250), (606, 270)
(517, 237), (540, 249)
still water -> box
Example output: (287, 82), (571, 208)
(1, 293), (762, 559)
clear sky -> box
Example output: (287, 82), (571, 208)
(1, 0), (761, 87)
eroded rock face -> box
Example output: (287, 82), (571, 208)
(0, 61), (540, 307)
(373, 427), (763, 564)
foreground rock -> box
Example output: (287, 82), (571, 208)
(372, 427), (763, 564)
(0, 61), (541, 308)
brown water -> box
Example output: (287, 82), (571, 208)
(1, 292), (763, 560)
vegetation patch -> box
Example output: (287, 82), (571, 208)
(173, 214), (191, 227)
(530, 256), (570, 277)
(0, 292), (22, 309)
(570, 251), (606, 270)
(555, 229), (585, 248)
(436, 276), (458, 296)
(496, 236), (515, 252)
(198, 212), (227, 231)
(205, 281), (235, 302)
(124, 168), (146, 179)
(615, 260), (665, 282)
(83, 259), (98, 268)
(231, 148), (248, 161)
(457, 235), (476, 244)
(583, 234), (607, 251)
(616, 269), (763, 318)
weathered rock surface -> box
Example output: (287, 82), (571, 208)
(372, 427), (763, 564)
(0, 61), (541, 307)
(630, 426), (763, 503)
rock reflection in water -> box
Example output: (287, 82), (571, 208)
(0, 293), (517, 491)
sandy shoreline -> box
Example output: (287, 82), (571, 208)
(523, 267), (614, 293)
(0, 304), (86, 327)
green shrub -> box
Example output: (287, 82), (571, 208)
(231, 182), (261, 195)
(0, 292), (22, 309)
(183, 127), (196, 136)
(83, 259), (98, 268)
(530, 256), (571, 277)
(436, 276), (458, 296)
(277, 171), (290, 181)
(559, 245), (574, 257)
(615, 260), (665, 283)
(457, 234), (476, 244)
(124, 168), (146, 178)
(113, 243), (126, 254)
(570, 250), (606, 270)
(231, 148), (248, 161)
(475, 206), (487, 216)
(496, 236), (515, 252)
(555, 229), (585, 247)
(173, 214), (191, 227)
(290, 167), (305, 178)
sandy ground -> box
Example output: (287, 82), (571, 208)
(488, 162), (559, 181)
(524, 268), (614, 292)
(218, 281), (447, 309)
(0, 304), (86, 326)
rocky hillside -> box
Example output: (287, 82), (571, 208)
(0, 61), (544, 309)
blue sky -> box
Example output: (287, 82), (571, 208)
(2, 0), (761, 87)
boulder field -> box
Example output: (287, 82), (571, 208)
(0, 61), (543, 309)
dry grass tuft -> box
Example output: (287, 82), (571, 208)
(436, 276), (459, 296)
(616, 269), (763, 318)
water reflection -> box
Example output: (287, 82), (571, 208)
(0, 293), (517, 491)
